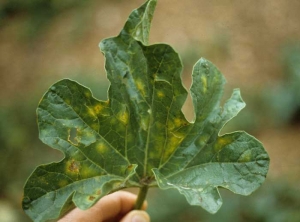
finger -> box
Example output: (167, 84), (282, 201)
(120, 210), (150, 222)
(96, 191), (147, 221)
(58, 191), (147, 222)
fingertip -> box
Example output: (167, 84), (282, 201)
(120, 210), (150, 222)
(58, 191), (149, 222)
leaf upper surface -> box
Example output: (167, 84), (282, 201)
(23, 0), (269, 221)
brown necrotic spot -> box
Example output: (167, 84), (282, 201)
(68, 160), (80, 173)
(89, 196), (96, 201)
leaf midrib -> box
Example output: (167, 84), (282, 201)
(143, 45), (168, 176)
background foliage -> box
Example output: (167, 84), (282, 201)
(1, 0), (300, 221)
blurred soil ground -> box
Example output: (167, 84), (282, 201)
(0, 0), (300, 221)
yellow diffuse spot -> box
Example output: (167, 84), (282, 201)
(81, 165), (99, 178)
(112, 182), (122, 189)
(217, 137), (233, 146)
(80, 168), (90, 178)
(66, 160), (80, 174)
(125, 164), (134, 175)
(65, 99), (71, 105)
(171, 130), (185, 140)
(173, 118), (187, 128)
(127, 164), (133, 170)
(88, 196), (96, 201)
(87, 107), (96, 117)
(117, 109), (129, 125)
(90, 123), (99, 131)
(81, 129), (95, 139)
(94, 105), (103, 115)
(149, 151), (158, 159)
(173, 118), (182, 127)
(201, 76), (207, 93)
(167, 121), (175, 130)
(84, 91), (91, 98)
(58, 179), (69, 187)
(169, 135), (182, 146)
(77, 129), (96, 143)
(135, 79), (146, 96)
(198, 134), (210, 145)
(157, 90), (165, 98)
(161, 136), (181, 163)
(96, 142), (107, 153)
(214, 136), (233, 152)
(238, 150), (252, 162)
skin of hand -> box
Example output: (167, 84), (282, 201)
(58, 191), (150, 222)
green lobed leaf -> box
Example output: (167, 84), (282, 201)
(22, 0), (269, 221)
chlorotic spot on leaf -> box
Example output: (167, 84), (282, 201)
(67, 160), (81, 173)
(23, 0), (269, 221)
(96, 142), (108, 153)
(89, 196), (96, 201)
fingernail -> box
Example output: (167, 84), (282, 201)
(131, 214), (147, 222)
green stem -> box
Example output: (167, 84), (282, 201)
(134, 186), (149, 210)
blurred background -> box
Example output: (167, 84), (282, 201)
(1, 0), (300, 221)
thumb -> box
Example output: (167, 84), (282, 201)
(120, 210), (150, 222)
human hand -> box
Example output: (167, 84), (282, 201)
(58, 191), (150, 222)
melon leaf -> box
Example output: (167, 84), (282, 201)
(22, 0), (269, 221)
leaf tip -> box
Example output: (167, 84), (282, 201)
(121, 0), (157, 44)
